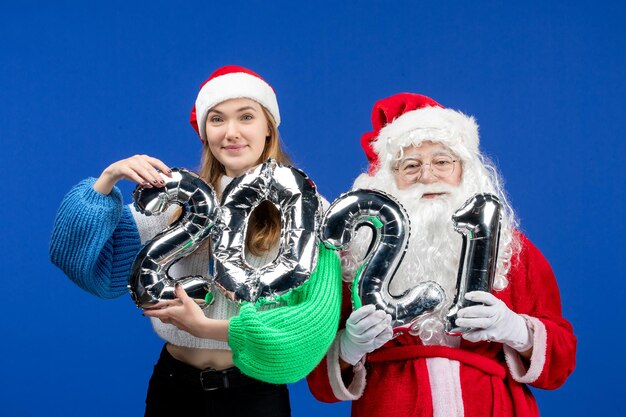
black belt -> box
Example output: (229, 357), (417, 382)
(199, 367), (256, 391)
(158, 345), (259, 391)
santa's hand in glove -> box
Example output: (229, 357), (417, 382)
(340, 304), (393, 365)
(455, 291), (533, 354)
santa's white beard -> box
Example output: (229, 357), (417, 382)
(388, 182), (471, 305)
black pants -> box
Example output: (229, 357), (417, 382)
(145, 345), (291, 417)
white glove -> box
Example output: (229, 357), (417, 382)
(455, 291), (533, 352)
(339, 304), (393, 365)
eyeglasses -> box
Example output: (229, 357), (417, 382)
(393, 155), (458, 181)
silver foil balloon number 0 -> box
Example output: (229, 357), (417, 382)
(212, 160), (322, 303)
(445, 193), (502, 335)
(129, 168), (219, 308)
(319, 189), (444, 330)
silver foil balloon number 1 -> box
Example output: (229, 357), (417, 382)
(319, 190), (444, 330)
(446, 193), (502, 335)
(129, 168), (219, 308)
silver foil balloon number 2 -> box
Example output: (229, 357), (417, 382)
(129, 168), (219, 308)
(319, 190), (444, 330)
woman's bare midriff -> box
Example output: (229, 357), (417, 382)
(166, 344), (235, 370)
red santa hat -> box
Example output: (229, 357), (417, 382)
(360, 93), (480, 175)
(190, 65), (281, 143)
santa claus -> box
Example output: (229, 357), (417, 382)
(307, 93), (576, 417)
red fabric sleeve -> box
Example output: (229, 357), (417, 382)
(509, 233), (577, 389)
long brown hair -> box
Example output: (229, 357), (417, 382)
(199, 106), (292, 256)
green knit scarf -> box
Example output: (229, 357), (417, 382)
(228, 244), (342, 384)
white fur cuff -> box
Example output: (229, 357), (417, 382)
(327, 330), (367, 401)
(503, 315), (547, 384)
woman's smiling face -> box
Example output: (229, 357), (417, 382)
(204, 98), (270, 178)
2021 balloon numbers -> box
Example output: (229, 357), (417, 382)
(129, 159), (501, 335)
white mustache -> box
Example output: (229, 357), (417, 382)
(395, 183), (458, 201)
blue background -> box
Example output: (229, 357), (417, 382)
(1, 1), (624, 416)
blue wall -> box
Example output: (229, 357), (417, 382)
(1, 1), (624, 415)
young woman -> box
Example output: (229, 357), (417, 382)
(50, 66), (342, 417)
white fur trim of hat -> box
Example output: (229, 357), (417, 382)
(372, 106), (480, 173)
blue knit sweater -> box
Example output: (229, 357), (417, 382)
(50, 178), (142, 298)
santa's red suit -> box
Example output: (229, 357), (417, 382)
(307, 231), (576, 417)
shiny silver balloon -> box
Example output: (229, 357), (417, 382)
(320, 189), (445, 330)
(212, 159), (322, 303)
(445, 193), (502, 335)
(129, 168), (219, 309)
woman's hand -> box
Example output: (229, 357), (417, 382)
(143, 285), (229, 342)
(93, 154), (172, 195)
